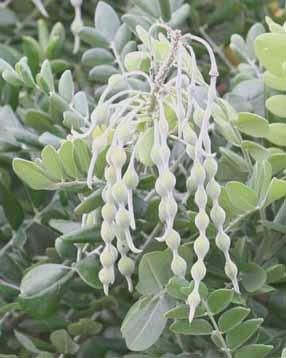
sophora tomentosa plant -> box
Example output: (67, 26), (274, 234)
(13, 21), (239, 324)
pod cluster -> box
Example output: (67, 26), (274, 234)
(151, 101), (187, 278)
(99, 123), (138, 294)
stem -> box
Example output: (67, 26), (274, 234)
(202, 300), (232, 358)
(199, 26), (236, 73)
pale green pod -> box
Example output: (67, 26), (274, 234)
(115, 207), (130, 228)
(204, 157), (218, 177)
(225, 259), (239, 293)
(91, 104), (109, 125)
(171, 254), (187, 278)
(104, 166), (117, 183)
(100, 245), (117, 267)
(195, 211), (209, 232)
(159, 196), (177, 222)
(210, 204), (226, 227)
(191, 260), (207, 281)
(118, 256), (135, 276)
(101, 203), (117, 222)
(151, 144), (170, 166)
(165, 229), (181, 250)
(187, 290), (201, 322)
(99, 267), (114, 295)
(107, 146), (127, 169)
(215, 232), (231, 252)
(155, 171), (176, 197)
(123, 167), (139, 189)
(194, 186), (208, 208)
(186, 176), (197, 194)
(183, 125), (197, 145)
(112, 181), (128, 203)
(186, 144), (195, 159)
(102, 186), (115, 203)
(194, 235), (210, 258)
(101, 221), (115, 242)
(116, 123), (133, 144)
(206, 179), (221, 200)
(191, 161), (206, 186)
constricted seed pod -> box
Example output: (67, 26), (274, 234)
(112, 181), (128, 203)
(107, 146), (127, 169)
(100, 246), (117, 267)
(171, 254), (187, 278)
(225, 260), (239, 288)
(191, 260), (207, 281)
(118, 256), (135, 276)
(151, 144), (170, 167)
(115, 207), (130, 228)
(116, 123), (133, 144)
(215, 232), (231, 252)
(123, 167), (139, 189)
(195, 211), (209, 232)
(210, 205), (226, 227)
(165, 229), (181, 250)
(204, 157), (218, 177)
(99, 267), (115, 295)
(186, 176), (197, 194)
(206, 179), (221, 199)
(194, 186), (208, 208)
(104, 166), (117, 183)
(193, 235), (210, 258)
(186, 144), (195, 159)
(102, 186), (115, 203)
(191, 162), (206, 186)
(183, 125), (197, 145)
(155, 171), (176, 197)
(101, 203), (117, 222)
(101, 221), (114, 242)
(159, 197), (177, 222)
(91, 105), (109, 125)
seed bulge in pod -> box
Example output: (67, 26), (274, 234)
(91, 104), (109, 125)
(195, 186), (208, 208)
(100, 247), (116, 267)
(117, 123), (132, 144)
(206, 179), (221, 200)
(191, 161), (206, 186)
(216, 232), (231, 252)
(155, 171), (176, 197)
(123, 167), (139, 189)
(151, 144), (170, 166)
(187, 290), (200, 307)
(104, 166), (117, 183)
(159, 198), (168, 222)
(225, 260), (238, 282)
(102, 186), (114, 203)
(116, 207), (130, 228)
(118, 256), (135, 276)
(204, 157), (218, 177)
(186, 176), (197, 194)
(102, 203), (116, 222)
(191, 260), (206, 281)
(195, 211), (209, 231)
(183, 125), (197, 145)
(107, 146), (127, 169)
(210, 205), (226, 227)
(99, 267), (114, 285)
(171, 254), (187, 278)
(101, 221), (114, 242)
(165, 229), (181, 250)
(112, 181), (128, 203)
(194, 235), (209, 257)
(186, 144), (195, 159)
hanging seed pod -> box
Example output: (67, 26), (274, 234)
(204, 155), (239, 293)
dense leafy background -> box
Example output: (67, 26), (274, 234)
(1, 0), (286, 357)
